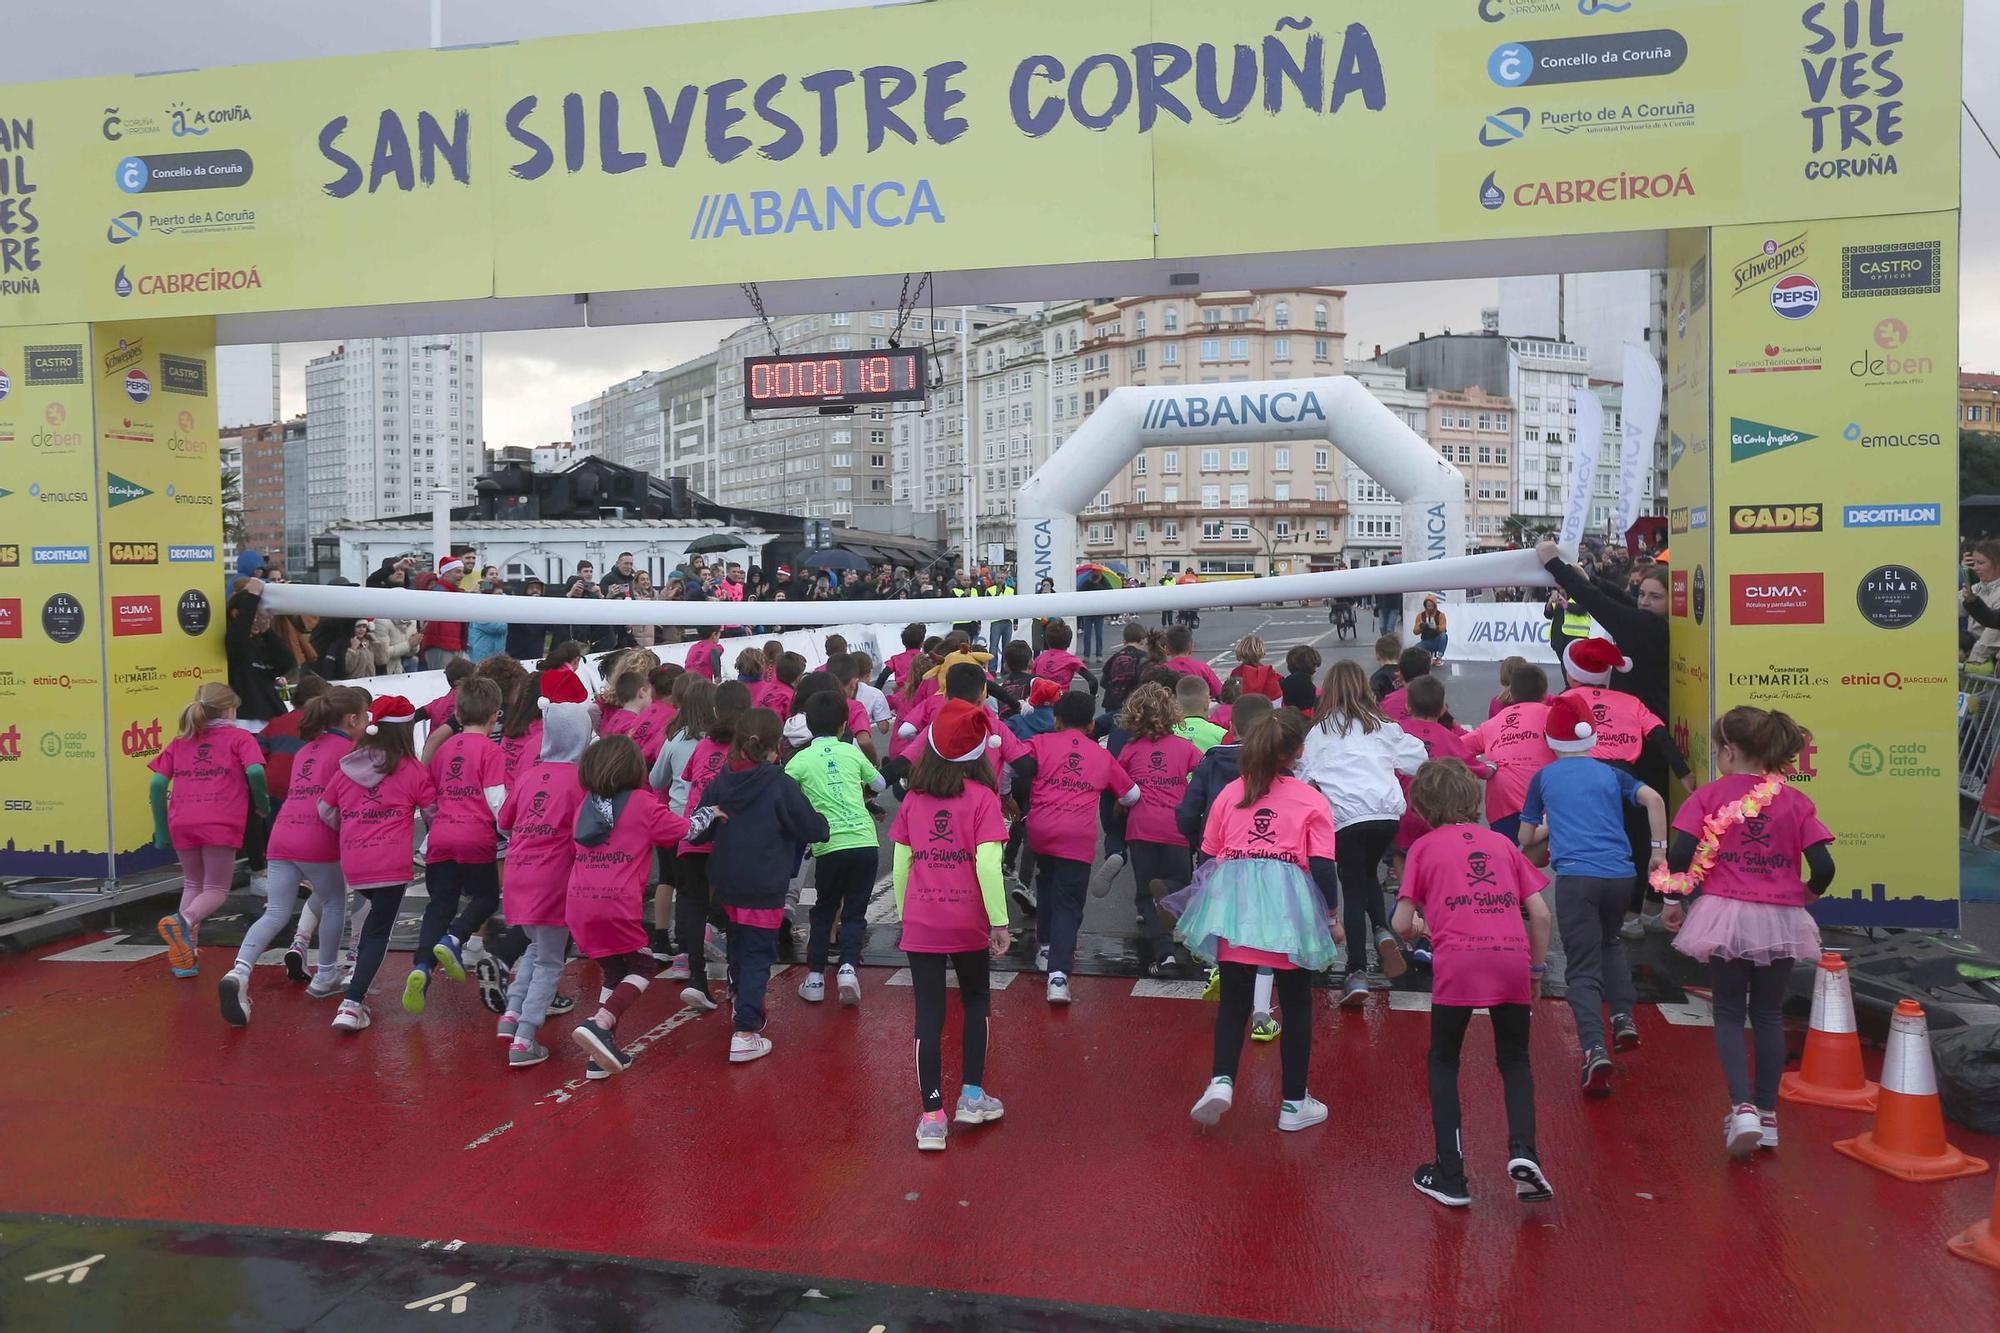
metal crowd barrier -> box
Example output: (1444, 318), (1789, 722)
(1960, 668), (2000, 841)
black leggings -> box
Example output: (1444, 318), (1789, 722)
(909, 950), (991, 1112)
(345, 884), (407, 1003)
(1336, 819), (1398, 973)
(1709, 956), (1794, 1110)
(1430, 1003), (1535, 1174)
(676, 854), (715, 991)
(1213, 962), (1311, 1100)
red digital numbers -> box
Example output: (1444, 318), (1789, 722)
(744, 348), (924, 409)
(750, 358), (848, 401)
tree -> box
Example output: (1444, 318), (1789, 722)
(1963, 429), (2000, 499)
(1501, 513), (1552, 547)
(219, 466), (248, 552)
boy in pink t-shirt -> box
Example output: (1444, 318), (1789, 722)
(1031, 620), (1098, 694)
(1160, 624), (1223, 699)
(150, 683), (271, 978)
(1394, 758), (1554, 1209)
(1464, 665), (1556, 843)
(405, 678), (509, 1017)
(1022, 693), (1140, 1002)
(1393, 677), (1495, 854)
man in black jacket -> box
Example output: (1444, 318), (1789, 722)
(506, 576), (551, 661)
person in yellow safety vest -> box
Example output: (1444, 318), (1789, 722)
(983, 574), (1015, 654)
(1546, 590), (1592, 685)
(949, 570), (979, 638)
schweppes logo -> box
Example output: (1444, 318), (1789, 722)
(109, 541), (160, 565)
(1728, 503), (1823, 535)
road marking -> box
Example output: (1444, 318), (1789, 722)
(1658, 995), (1718, 1027)
(322, 1231), (373, 1244)
(44, 934), (166, 964)
(532, 997), (724, 1107)
(1130, 979), (1206, 1000)
(22, 1255), (103, 1285)
(1386, 991), (1433, 1012)
(405, 1281), (475, 1314)
(462, 1122), (513, 1151)
(885, 968), (1017, 991)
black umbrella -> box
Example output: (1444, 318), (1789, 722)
(683, 533), (746, 555)
(804, 548), (870, 573)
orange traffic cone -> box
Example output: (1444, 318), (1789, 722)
(1833, 1000), (1989, 1182)
(1949, 1173), (2000, 1271)
(1779, 953), (1879, 1111)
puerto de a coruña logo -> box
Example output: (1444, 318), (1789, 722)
(1479, 172), (1506, 210)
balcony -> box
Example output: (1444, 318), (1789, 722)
(1110, 498), (1349, 519)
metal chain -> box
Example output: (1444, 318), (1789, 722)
(739, 282), (782, 354)
(888, 271), (930, 347)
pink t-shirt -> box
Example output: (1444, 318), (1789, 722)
(1381, 687), (1410, 722)
(1164, 655), (1223, 698)
(1116, 734), (1202, 847)
(1394, 717), (1494, 850)
(1200, 776), (1337, 969)
(599, 707), (639, 738)
(426, 731), (506, 863)
(497, 721), (544, 784)
(1673, 774), (1833, 907)
(1207, 703), (1231, 729)
(685, 639), (722, 680)
(1465, 703), (1555, 821)
(1400, 823), (1545, 1007)
(320, 760), (439, 888)
(566, 789), (691, 958)
(266, 732), (352, 863)
(750, 681), (795, 717)
(895, 697), (1025, 776)
(629, 701), (672, 764)
(497, 761), (584, 925)
(1557, 686), (1662, 766)
(845, 696), (871, 740)
(1032, 649), (1086, 690)
(1026, 730), (1135, 862)
(425, 693), (455, 733)
(150, 723), (266, 848)
(674, 739), (730, 857)
(886, 648), (921, 690)
(893, 785), (1009, 953)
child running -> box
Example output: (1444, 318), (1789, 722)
(1114, 683), (1203, 972)
(1280, 646), (1321, 713)
(317, 695), (439, 1032)
(405, 677), (508, 1015)
(689, 707), (829, 1063)
(1393, 759), (1554, 1207)
(219, 686), (371, 1022)
(1660, 707), (1834, 1156)
(1464, 665), (1555, 845)
(1178, 709), (1341, 1130)
(1226, 635), (1282, 700)
(667, 680), (751, 1013)
(493, 690), (595, 1068)
(1173, 676), (1226, 753)
(1160, 625), (1223, 698)
(567, 734), (703, 1077)
(1517, 693), (1667, 1097)
(1032, 621), (1098, 694)
(893, 699), (1011, 1150)
(151, 683), (270, 977)
(786, 692), (886, 1006)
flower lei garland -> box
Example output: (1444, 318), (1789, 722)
(1649, 775), (1785, 898)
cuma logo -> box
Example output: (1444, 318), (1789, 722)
(106, 473), (152, 507)
(1480, 171), (1506, 210)
(1770, 274), (1820, 320)
(114, 265), (132, 298)
(1729, 417), (1815, 463)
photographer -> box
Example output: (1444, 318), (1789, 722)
(563, 561), (617, 653)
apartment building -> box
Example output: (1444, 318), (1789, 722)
(1426, 387), (1519, 548)
(304, 335), (483, 537)
(967, 304), (1087, 554)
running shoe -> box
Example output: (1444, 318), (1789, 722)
(1277, 1094), (1327, 1132)
(836, 964), (862, 1005)
(798, 972), (827, 1003)
(954, 1089), (1005, 1125)
(1759, 1110), (1779, 1150)
(1046, 972), (1071, 1006)
(1611, 1012), (1641, 1052)
(282, 945), (310, 984)
(1250, 1012), (1281, 1043)
(157, 913), (197, 975)
(916, 1111), (949, 1151)
(1035, 944), (1050, 973)
(1508, 1150), (1555, 1202)
(729, 1031), (774, 1064)
(431, 938), (468, 983)
(508, 1041), (550, 1069)
(1725, 1103), (1761, 1158)
(1088, 851), (1126, 898)
(1619, 916), (1646, 941)
(547, 993), (577, 1015)
(1201, 966), (1221, 1002)
(664, 954), (691, 982)
(497, 1014), (519, 1040)
(1413, 1163), (1472, 1208)
(1581, 1046), (1614, 1097)
(306, 971), (345, 1001)
(1365, 966), (1393, 991)
(585, 1049), (634, 1081)
(331, 1000), (371, 1032)
(1374, 928), (1408, 980)
(401, 969), (429, 1015)
(474, 956), (508, 1014)
(1007, 878), (1037, 918)
(1339, 973), (1370, 1007)
(218, 970), (251, 1027)
(572, 1020), (628, 1073)
(681, 986), (718, 1013)
(1190, 1076), (1234, 1125)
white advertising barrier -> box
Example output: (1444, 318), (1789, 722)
(264, 550), (1551, 628)
(1444, 602), (1565, 666)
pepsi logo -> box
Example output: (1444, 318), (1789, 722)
(124, 368), (152, 402)
(0, 368), (10, 401)
(1770, 274), (1821, 321)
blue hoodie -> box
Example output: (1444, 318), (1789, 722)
(232, 548), (264, 599)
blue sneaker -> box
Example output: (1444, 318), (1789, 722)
(431, 937), (468, 982)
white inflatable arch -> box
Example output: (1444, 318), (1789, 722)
(1015, 377), (1465, 611)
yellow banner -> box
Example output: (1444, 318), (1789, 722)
(0, 0), (1964, 326)
(1706, 210), (1958, 929)
(0, 323), (113, 876)
(90, 316), (226, 872)
(1664, 227), (1714, 795)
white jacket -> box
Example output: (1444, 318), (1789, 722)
(1298, 714), (1427, 830)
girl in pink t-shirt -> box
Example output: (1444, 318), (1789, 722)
(567, 734), (702, 1079)
(316, 695), (439, 1033)
(1113, 683), (1203, 969)
(1664, 707), (1834, 1156)
(597, 667), (651, 741)
(219, 686), (372, 1023)
(893, 699), (1011, 1150)
(1393, 758), (1554, 1207)
(404, 677), (509, 1018)
(1022, 693), (1140, 1002)
(684, 628), (723, 682)
(668, 680), (749, 1012)
(1392, 676), (1495, 855)
(1464, 665), (1556, 842)
(151, 683), (270, 978)
(1177, 710), (1341, 1132)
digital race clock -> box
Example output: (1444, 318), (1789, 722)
(742, 346), (927, 413)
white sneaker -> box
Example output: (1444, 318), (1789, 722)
(680, 986), (718, 1012)
(1190, 1077), (1234, 1125)
(1088, 852), (1126, 898)
(1035, 945), (1050, 973)
(306, 971), (345, 1000)
(729, 1030), (773, 1064)
(218, 970), (251, 1027)
(1758, 1110), (1779, 1151)
(1724, 1103), (1761, 1158)
(331, 1000), (370, 1032)
(798, 972), (826, 1003)
(1047, 972), (1071, 1005)
(247, 872), (269, 898)
(836, 964), (861, 1005)
(1278, 1093), (1328, 1132)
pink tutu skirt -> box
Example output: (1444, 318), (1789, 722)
(1672, 895), (1821, 966)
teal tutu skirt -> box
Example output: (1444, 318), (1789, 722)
(1171, 857), (1338, 972)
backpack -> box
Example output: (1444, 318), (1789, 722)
(1102, 645), (1146, 710)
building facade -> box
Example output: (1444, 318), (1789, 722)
(303, 335), (484, 542)
(968, 303), (1086, 555)
(280, 417), (308, 575)
(228, 419), (289, 567)
(659, 352), (719, 494)
(1425, 387), (1517, 551)
(1344, 358), (1431, 565)
(1964, 372), (2000, 438)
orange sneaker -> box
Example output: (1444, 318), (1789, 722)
(157, 914), (198, 976)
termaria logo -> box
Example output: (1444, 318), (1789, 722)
(113, 596), (162, 636)
(121, 718), (164, 758)
(1728, 504), (1822, 534)
(1730, 573), (1824, 626)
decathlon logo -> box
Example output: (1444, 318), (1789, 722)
(688, 181), (945, 240)
(1142, 391), (1326, 430)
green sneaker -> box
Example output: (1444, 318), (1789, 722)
(1201, 966), (1221, 1002)
(431, 938), (468, 983)
(1250, 1013), (1281, 1043)
(402, 969), (429, 1015)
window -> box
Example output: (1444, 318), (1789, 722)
(1134, 486), (1147, 504)
(869, 453), (886, 467)
(1162, 520), (1180, 541)
(1202, 519), (1224, 540)
(1477, 446), (1492, 464)
(1133, 348), (1147, 370)
(1164, 307), (1179, 332)
(1228, 338), (1249, 360)
(1272, 337), (1291, 361)
(1162, 345), (1179, 366)
(1201, 484), (1222, 508)
(869, 312), (886, 327)
(1203, 308), (1220, 326)
(1495, 446), (1509, 465)
(1315, 521), (1331, 541)
(1200, 339), (1221, 361)
(1477, 412), (1492, 431)
(1313, 448), (1330, 470)
(1230, 306), (1249, 322)
(1229, 484), (1249, 508)
(1135, 311), (1147, 336)
(1273, 447), (1291, 471)
(1163, 453), (1180, 473)
(1163, 484), (1180, 502)
(1229, 448), (1249, 471)
(1274, 300), (1291, 328)
(1134, 454), (1148, 475)
(1229, 521), (1251, 540)
(1275, 483), (1291, 501)
(1134, 521), (1148, 540)
(1313, 484), (1329, 502)
(1314, 339), (1331, 361)
(1201, 449), (1222, 471)
(1275, 519), (1293, 539)
(1313, 303), (1329, 330)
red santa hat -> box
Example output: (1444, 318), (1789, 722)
(927, 699), (994, 764)
(365, 694), (419, 736)
(437, 553), (465, 579)
(1028, 678), (1065, 708)
(1563, 637), (1633, 687)
(538, 666), (588, 706)
(1545, 693), (1599, 754)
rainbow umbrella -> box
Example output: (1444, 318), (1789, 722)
(1077, 562), (1125, 589)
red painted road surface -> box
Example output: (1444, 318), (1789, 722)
(3, 936), (1998, 1331)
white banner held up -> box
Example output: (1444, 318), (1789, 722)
(1447, 602), (1562, 665)
(1561, 390), (1604, 550)
(1618, 343), (1662, 538)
